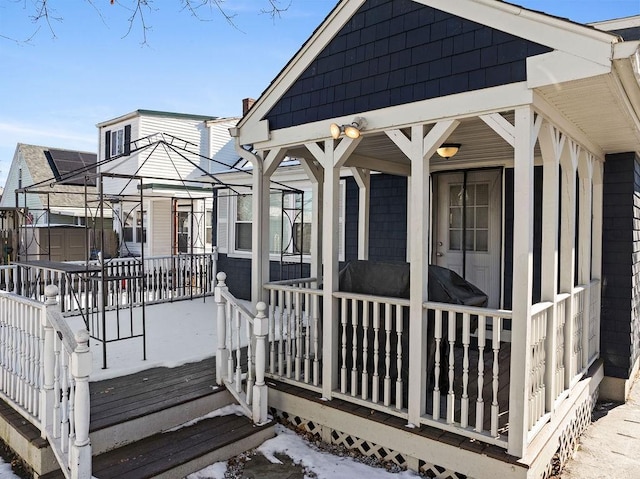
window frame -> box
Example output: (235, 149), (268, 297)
(223, 181), (345, 263)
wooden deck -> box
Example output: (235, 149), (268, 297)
(32, 355), (272, 479)
(1, 340), (513, 478)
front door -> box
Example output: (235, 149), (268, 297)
(177, 210), (190, 254)
(433, 170), (502, 308)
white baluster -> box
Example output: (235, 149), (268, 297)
(433, 309), (442, 421)
(361, 301), (369, 401)
(340, 298), (347, 393)
(41, 286), (57, 438)
(475, 315), (486, 433)
(446, 313), (456, 424)
(384, 303), (391, 407)
(491, 317), (502, 437)
(269, 290), (276, 375)
(395, 304), (403, 410)
(350, 298), (358, 396)
(372, 302), (380, 404)
(461, 312), (470, 428)
(312, 295), (320, 387)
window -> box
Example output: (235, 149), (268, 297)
(105, 124), (131, 158)
(205, 209), (213, 245)
(219, 181), (344, 261)
(235, 195), (252, 251)
(122, 206), (146, 243)
(111, 128), (125, 157)
(448, 182), (489, 252)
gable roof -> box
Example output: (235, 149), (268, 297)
(17, 143), (97, 208)
(236, 0), (621, 146)
(97, 109), (217, 128)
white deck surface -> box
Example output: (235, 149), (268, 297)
(65, 297), (231, 382)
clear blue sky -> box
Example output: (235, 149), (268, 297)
(0, 0), (638, 187)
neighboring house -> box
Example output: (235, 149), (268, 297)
(0, 143), (110, 261)
(96, 110), (240, 257)
(0, 143), (97, 225)
(214, 1), (640, 478)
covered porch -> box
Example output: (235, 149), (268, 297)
(234, 91), (606, 476)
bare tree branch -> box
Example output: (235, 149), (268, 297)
(1, 0), (292, 44)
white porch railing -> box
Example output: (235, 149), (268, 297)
(262, 275), (603, 457)
(264, 279), (323, 389)
(0, 285), (92, 479)
(6, 251), (218, 317)
(215, 272), (268, 424)
(422, 302), (512, 447)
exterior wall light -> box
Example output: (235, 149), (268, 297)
(330, 117), (366, 140)
(436, 143), (461, 159)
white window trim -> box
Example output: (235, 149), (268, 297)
(111, 127), (125, 158)
(221, 180), (346, 263)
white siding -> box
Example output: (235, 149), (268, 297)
(151, 199), (172, 256)
(207, 118), (240, 174)
(99, 117), (142, 197)
(137, 115), (206, 181)
(0, 149), (43, 212)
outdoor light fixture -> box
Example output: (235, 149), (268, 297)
(330, 117), (366, 140)
(436, 143), (461, 159)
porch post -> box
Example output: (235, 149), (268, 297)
(508, 106), (536, 458)
(387, 120), (459, 425)
(249, 152), (269, 305)
(350, 167), (370, 260)
(560, 141), (579, 386)
(538, 122), (563, 412)
(591, 161), (604, 358)
(578, 152), (593, 368)
(313, 138), (360, 398)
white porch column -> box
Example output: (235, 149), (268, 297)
(560, 141), (579, 386)
(251, 148), (286, 304)
(300, 158), (324, 280)
(350, 167), (371, 260)
(307, 138), (360, 398)
(508, 106), (537, 458)
(578, 152), (594, 368)
(591, 161), (604, 358)
(538, 122), (563, 411)
(387, 120), (459, 425)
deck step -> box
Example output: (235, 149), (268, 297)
(41, 414), (275, 479)
(89, 357), (236, 454)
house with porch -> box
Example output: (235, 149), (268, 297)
(212, 0), (640, 477)
(96, 109), (240, 258)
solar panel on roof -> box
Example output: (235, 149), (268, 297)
(45, 149), (97, 186)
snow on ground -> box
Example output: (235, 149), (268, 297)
(188, 424), (421, 479)
(0, 459), (18, 479)
(65, 297), (237, 381)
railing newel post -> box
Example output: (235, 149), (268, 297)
(252, 302), (268, 424)
(70, 328), (92, 479)
(41, 285), (58, 438)
(215, 272), (229, 385)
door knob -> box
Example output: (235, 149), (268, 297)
(436, 252), (443, 257)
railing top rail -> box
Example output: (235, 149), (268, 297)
(333, 290), (410, 306)
(219, 289), (255, 324)
(423, 300), (513, 318)
(531, 301), (554, 316)
(0, 289), (45, 308)
(266, 284), (323, 295)
(265, 277), (317, 287)
(46, 309), (78, 353)
(556, 292), (571, 301)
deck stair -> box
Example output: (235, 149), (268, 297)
(12, 356), (273, 478)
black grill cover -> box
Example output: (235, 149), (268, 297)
(338, 260), (487, 306)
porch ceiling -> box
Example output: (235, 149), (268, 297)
(536, 74), (640, 156)
(288, 115), (518, 175)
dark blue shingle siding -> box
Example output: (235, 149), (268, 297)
(265, 0), (551, 130)
(601, 152), (640, 379)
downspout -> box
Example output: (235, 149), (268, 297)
(230, 128), (267, 305)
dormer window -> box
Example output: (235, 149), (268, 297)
(105, 124), (131, 159)
(111, 128), (125, 157)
